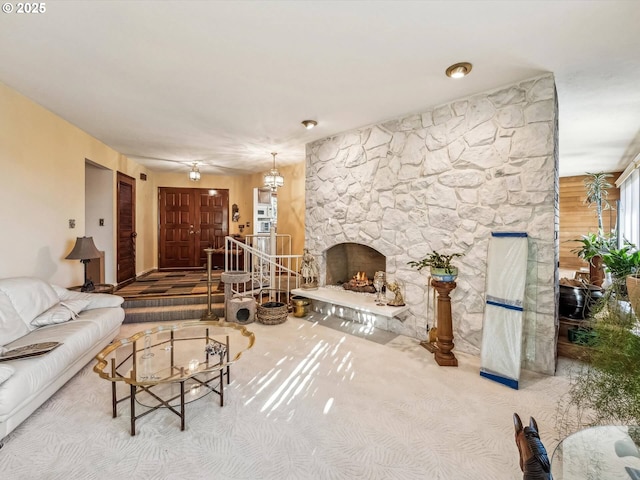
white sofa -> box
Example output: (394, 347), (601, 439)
(0, 277), (125, 441)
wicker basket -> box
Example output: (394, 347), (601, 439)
(256, 290), (289, 325)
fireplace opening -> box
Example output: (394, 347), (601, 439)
(325, 243), (385, 292)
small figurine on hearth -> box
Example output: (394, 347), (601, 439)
(300, 249), (319, 290)
(386, 279), (406, 306)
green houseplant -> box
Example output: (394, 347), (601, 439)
(601, 242), (640, 297)
(571, 232), (616, 286)
(583, 172), (614, 235)
(408, 251), (464, 282)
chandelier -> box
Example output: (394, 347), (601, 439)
(264, 152), (284, 191)
(189, 163), (201, 182)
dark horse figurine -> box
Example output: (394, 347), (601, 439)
(514, 413), (552, 480)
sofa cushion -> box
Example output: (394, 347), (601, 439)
(0, 292), (30, 346)
(30, 300), (90, 328)
(0, 365), (14, 385)
(52, 285), (124, 310)
(0, 278), (59, 328)
(0, 319), (104, 421)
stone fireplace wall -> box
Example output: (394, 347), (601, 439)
(304, 74), (558, 375)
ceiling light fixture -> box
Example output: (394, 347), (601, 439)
(445, 62), (473, 79)
(189, 163), (201, 182)
(264, 152), (284, 191)
(301, 120), (317, 129)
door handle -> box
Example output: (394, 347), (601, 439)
(131, 232), (137, 238)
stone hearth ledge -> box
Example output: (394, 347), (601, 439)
(291, 287), (409, 318)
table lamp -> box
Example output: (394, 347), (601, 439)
(65, 236), (101, 292)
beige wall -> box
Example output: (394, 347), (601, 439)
(243, 162), (306, 256)
(0, 81), (155, 286)
(274, 162), (306, 256)
(150, 167), (305, 264)
(0, 80), (306, 286)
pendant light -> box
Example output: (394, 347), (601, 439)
(264, 152), (284, 191)
(189, 163), (201, 182)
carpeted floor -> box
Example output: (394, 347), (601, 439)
(0, 315), (578, 479)
(116, 270), (221, 298)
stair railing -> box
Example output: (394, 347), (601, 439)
(224, 235), (302, 303)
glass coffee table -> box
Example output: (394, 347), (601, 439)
(94, 320), (255, 435)
(551, 425), (640, 479)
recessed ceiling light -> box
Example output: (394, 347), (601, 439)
(301, 120), (317, 129)
(446, 62), (473, 79)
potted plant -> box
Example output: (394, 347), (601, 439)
(627, 273), (640, 320)
(600, 241), (640, 297)
(408, 251), (464, 282)
(571, 232), (616, 287)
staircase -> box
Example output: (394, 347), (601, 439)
(122, 292), (225, 324)
(121, 233), (303, 324)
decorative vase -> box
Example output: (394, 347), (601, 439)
(430, 267), (458, 283)
(627, 274), (640, 319)
(559, 284), (604, 319)
(291, 295), (310, 317)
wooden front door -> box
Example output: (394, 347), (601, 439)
(158, 188), (229, 269)
(117, 172), (136, 284)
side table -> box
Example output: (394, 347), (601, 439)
(69, 283), (115, 294)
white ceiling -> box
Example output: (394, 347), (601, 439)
(1, 1), (638, 177)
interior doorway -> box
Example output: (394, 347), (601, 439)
(85, 160), (114, 284)
(158, 187), (229, 270)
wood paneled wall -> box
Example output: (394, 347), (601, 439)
(559, 173), (621, 271)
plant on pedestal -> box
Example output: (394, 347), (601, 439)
(408, 251), (464, 348)
(407, 251), (464, 282)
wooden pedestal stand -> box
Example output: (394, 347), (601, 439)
(420, 280), (458, 367)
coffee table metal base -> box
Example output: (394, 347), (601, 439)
(95, 321), (254, 436)
(110, 367), (230, 436)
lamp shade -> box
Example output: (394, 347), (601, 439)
(65, 236), (101, 260)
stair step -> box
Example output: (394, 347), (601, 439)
(122, 293), (224, 309)
(123, 302), (225, 324)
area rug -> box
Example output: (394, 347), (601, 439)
(0, 317), (573, 479)
(116, 270), (221, 298)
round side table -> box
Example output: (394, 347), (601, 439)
(69, 284), (115, 294)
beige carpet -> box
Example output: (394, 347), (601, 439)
(0, 314), (575, 479)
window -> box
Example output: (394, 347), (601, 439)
(618, 163), (640, 248)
